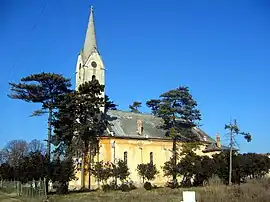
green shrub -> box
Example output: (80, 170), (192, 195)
(166, 180), (179, 189)
(101, 184), (112, 192)
(119, 183), (130, 192)
(137, 163), (158, 183)
(144, 182), (152, 190)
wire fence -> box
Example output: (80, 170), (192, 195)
(0, 179), (47, 199)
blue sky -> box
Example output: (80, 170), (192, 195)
(0, 0), (269, 153)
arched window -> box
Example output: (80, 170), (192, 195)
(78, 64), (82, 79)
(124, 151), (128, 164)
(150, 152), (153, 164)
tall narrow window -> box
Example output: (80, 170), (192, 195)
(79, 64), (82, 79)
(124, 151), (128, 164)
(150, 152), (153, 164)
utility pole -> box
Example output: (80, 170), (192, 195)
(225, 118), (251, 186)
(229, 119), (233, 186)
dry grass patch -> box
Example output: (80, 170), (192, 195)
(11, 178), (270, 202)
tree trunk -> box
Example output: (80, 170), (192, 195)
(81, 148), (86, 189)
(81, 141), (89, 189)
(97, 140), (100, 188)
(45, 107), (53, 194)
(88, 142), (92, 190)
(229, 129), (233, 185)
(47, 107), (52, 161)
(172, 138), (177, 185)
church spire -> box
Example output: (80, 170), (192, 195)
(83, 6), (97, 62)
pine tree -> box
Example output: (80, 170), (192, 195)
(52, 76), (106, 188)
(129, 101), (142, 113)
(146, 86), (201, 185)
(8, 72), (72, 162)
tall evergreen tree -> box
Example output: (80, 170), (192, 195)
(8, 72), (72, 162)
(52, 76), (106, 188)
(146, 86), (201, 185)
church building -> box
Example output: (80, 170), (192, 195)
(69, 7), (228, 190)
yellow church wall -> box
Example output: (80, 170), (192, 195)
(69, 137), (220, 189)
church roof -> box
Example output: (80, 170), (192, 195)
(106, 110), (215, 143)
(202, 143), (238, 153)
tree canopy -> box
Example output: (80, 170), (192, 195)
(8, 72), (72, 163)
(146, 86), (201, 141)
(105, 94), (118, 112)
(52, 77), (106, 156)
(129, 101), (142, 113)
(8, 72), (72, 115)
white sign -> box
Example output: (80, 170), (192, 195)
(181, 191), (196, 202)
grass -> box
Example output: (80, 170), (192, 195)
(2, 178), (270, 202)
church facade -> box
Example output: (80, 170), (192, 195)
(69, 7), (227, 190)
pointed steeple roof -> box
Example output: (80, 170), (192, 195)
(82, 6), (97, 62)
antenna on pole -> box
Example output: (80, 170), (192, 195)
(229, 117), (233, 185)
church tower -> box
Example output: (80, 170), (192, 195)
(75, 6), (105, 96)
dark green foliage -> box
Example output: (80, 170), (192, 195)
(8, 72), (72, 109)
(147, 86), (201, 140)
(137, 163), (158, 182)
(119, 183), (130, 192)
(112, 159), (130, 183)
(91, 161), (112, 185)
(91, 160), (132, 192)
(0, 151), (47, 183)
(147, 86), (201, 185)
(105, 94), (118, 112)
(128, 181), (137, 190)
(146, 99), (160, 116)
(101, 184), (112, 192)
(163, 158), (179, 180)
(0, 163), (13, 180)
(225, 119), (252, 142)
(48, 156), (76, 194)
(193, 156), (216, 186)
(52, 77), (106, 189)
(163, 142), (201, 187)
(19, 151), (47, 182)
(8, 73), (72, 163)
(129, 101), (142, 113)
(163, 147), (270, 188)
(52, 77), (106, 156)
(143, 182), (152, 190)
(0, 140), (48, 182)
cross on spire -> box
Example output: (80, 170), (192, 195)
(83, 6), (97, 63)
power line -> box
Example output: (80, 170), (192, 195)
(10, 0), (49, 76)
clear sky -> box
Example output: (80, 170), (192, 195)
(0, 0), (269, 153)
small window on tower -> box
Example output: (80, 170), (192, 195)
(91, 61), (97, 68)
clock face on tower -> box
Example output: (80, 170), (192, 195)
(91, 61), (97, 68)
